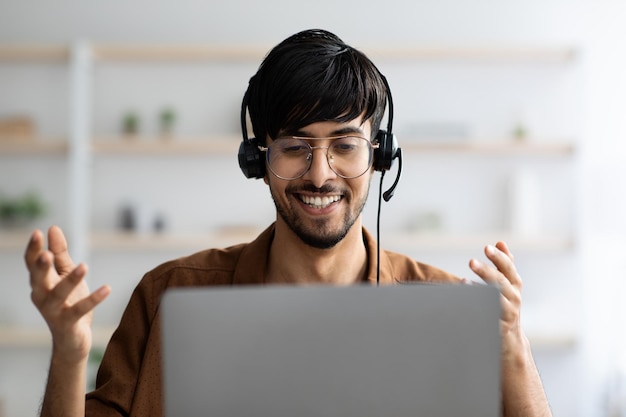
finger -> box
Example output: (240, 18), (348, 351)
(29, 250), (57, 292)
(469, 258), (500, 286)
(24, 229), (45, 270)
(469, 262), (519, 323)
(495, 240), (514, 260)
(66, 285), (111, 320)
(484, 244), (522, 289)
(42, 263), (88, 308)
(468, 258), (517, 301)
(48, 225), (75, 276)
(470, 256), (523, 314)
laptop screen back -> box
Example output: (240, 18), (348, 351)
(161, 283), (501, 417)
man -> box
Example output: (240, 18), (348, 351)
(25, 29), (551, 416)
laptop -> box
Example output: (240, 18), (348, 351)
(161, 283), (501, 417)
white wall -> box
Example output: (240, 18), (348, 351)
(2, 1), (625, 416)
(579, 2), (626, 415)
(0, 0), (585, 44)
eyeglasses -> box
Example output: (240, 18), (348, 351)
(259, 136), (379, 180)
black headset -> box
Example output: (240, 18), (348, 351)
(238, 72), (402, 201)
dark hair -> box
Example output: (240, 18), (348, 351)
(245, 29), (388, 145)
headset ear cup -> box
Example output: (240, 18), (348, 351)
(238, 137), (266, 179)
(373, 130), (398, 172)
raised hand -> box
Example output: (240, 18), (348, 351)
(24, 225), (110, 362)
(469, 241), (552, 417)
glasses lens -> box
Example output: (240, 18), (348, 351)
(266, 138), (312, 180)
(266, 137), (374, 180)
(328, 136), (373, 178)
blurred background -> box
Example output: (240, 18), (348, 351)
(0, 0), (625, 416)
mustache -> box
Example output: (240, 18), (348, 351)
(286, 183), (343, 195)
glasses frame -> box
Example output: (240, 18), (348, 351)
(259, 135), (380, 180)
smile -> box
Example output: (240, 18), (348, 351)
(298, 194), (342, 209)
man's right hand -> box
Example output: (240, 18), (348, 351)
(24, 225), (110, 363)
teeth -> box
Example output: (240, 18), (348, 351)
(300, 194), (341, 209)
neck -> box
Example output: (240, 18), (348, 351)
(267, 218), (368, 285)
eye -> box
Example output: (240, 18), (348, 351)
(331, 137), (360, 154)
(276, 139), (310, 155)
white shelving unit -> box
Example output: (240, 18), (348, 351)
(0, 41), (581, 351)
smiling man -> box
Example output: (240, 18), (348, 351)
(25, 29), (552, 416)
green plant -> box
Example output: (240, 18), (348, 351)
(122, 111), (140, 135)
(0, 192), (46, 224)
(159, 107), (176, 135)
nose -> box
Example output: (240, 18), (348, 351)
(301, 147), (337, 188)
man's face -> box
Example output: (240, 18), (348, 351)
(265, 117), (374, 249)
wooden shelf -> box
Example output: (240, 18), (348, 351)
(400, 140), (576, 155)
(89, 44), (578, 64)
(0, 137), (576, 157)
(89, 137), (574, 157)
(91, 137), (239, 155)
(90, 227), (262, 251)
(0, 138), (68, 154)
(0, 229), (254, 252)
(0, 43), (578, 64)
(92, 44), (266, 62)
(0, 325), (115, 349)
(0, 45), (69, 62)
(364, 45), (578, 63)
(0, 42), (579, 68)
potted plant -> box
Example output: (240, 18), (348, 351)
(159, 107), (176, 137)
(0, 191), (46, 228)
(122, 111), (140, 136)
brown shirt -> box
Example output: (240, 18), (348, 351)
(85, 223), (460, 416)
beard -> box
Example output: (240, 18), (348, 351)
(271, 182), (369, 250)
